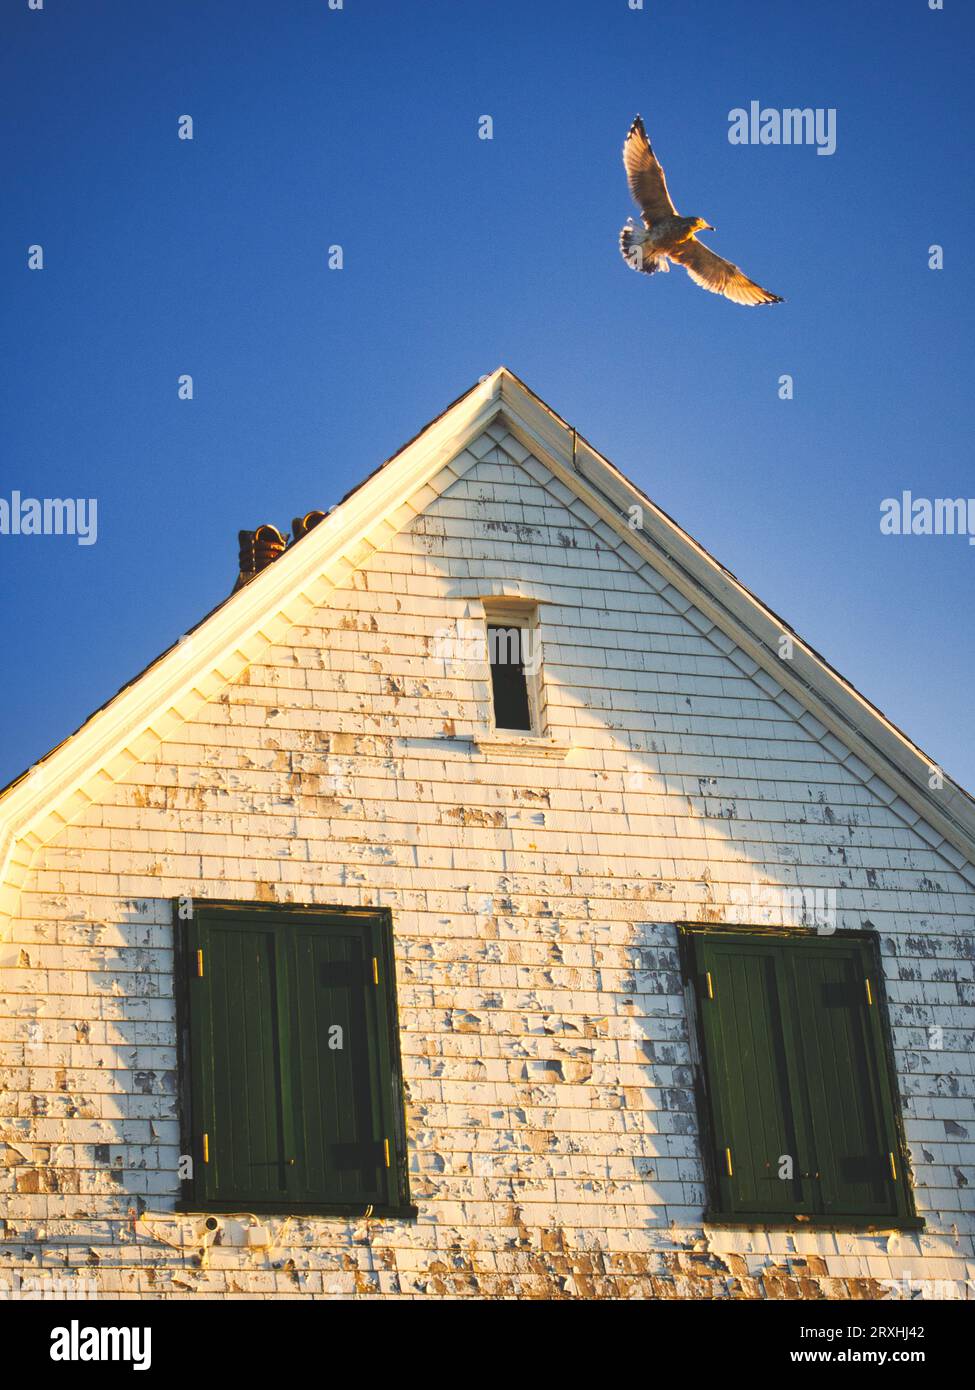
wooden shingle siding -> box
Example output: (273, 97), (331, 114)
(0, 419), (973, 1298)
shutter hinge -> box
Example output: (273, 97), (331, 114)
(383, 1137), (391, 1169)
(724, 1146), (733, 1177)
(196, 949), (204, 978)
(372, 956), (379, 985)
(864, 977), (873, 1006)
(202, 1133), (209, 1164)
(706, 970), (714, 1000)
(888, 1151), (897, 1181)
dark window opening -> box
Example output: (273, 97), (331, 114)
(680, 927), (921, 1230)
(174, 900), (414, 1218)
(488, 624), (533, 731)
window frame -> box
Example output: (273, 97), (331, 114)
(677, 923), (922, 1232)
(482, 600), (543, 736)
(173, 899), (415, 1220)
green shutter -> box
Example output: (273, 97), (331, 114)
(686, 929), (919, 1228)
(178, 902), (411, 1216)
(695, 936), (816, 1219)
(190, 919), (290, 1206)
(287, 918), (393, 1206)
(783, 941), (903, 1220)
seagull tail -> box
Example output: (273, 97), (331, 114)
(619, 224), (667, 275)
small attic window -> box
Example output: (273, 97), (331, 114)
(485, 605), (540, 733)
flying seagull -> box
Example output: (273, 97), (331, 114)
(619, 115), (783, 306)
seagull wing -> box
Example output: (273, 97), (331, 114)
(668, 238), (783, 306)
(623, 116), (677, 225)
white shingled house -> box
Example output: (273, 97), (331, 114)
(1, 368), (973, 1300)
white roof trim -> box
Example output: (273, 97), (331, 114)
(1, 367), (973, 934)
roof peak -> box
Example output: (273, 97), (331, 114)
(1, 370), (972, 938)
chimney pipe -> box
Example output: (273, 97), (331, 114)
(232, 509), (329, 594)
(291, 510), (326, 543)
(234, 523), (287, 591)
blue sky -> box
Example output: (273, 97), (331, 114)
(2, 0), (973, 791)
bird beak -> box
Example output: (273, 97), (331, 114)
(704, 224), (715, 231)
